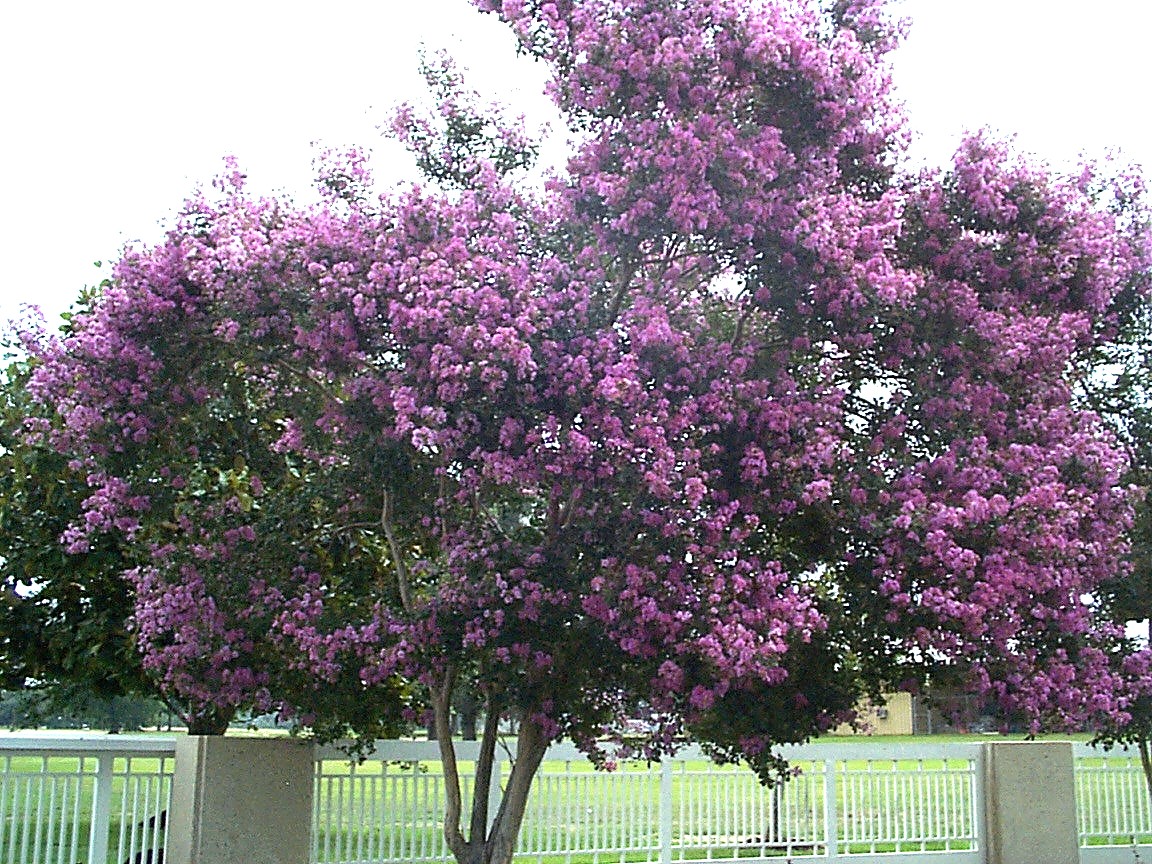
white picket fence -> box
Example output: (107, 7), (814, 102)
(0, 734), (172, 864)
(0, 734), (1150, 864)
(311, 740), (983, 864)
(1077, 744), (1152, 861)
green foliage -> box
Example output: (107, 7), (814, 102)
(0, 353), (153, 703)
(0, 687), (166, 731)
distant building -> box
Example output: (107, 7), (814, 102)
(834, 692), (915, 736)
(834, 691), (992, 736)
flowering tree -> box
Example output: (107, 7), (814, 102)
(19, 1), (1150, 863)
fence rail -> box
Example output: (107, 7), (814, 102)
(1, 734), (1151, 864)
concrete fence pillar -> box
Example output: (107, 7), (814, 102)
(166, 735), (315, 864)
(983, 741), (1078, 864)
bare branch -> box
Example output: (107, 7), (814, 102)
(546, 487), (562, 537)
(262, 353), (346, 406)
(381, 488), (413, 613)
(733, 305), (754, 350)
(607, 258), (639, 324)
(317, 521), (380, 538)
(559, 484), (583, 529)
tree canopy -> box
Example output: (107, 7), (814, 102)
(12, 2), (1151, 863)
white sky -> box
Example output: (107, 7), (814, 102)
(1, 0), (1150, 327)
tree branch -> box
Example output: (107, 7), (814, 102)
(381, 489), (413, 613)
(486, 716), (550, 864)
(733, 305), (754, 350)
(607, 259), (639, 325)
(278, 358), (344, 403)
(434, 665), (469, 862)
(469, 693), (503, 845)
(559, 483), (584, 529)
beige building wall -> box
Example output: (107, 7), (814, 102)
(833, 691), (915, 736)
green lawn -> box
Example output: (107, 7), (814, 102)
(309, 735), (1138, 863)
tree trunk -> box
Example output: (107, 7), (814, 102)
(459, 688), (479, 741)
(481, 717), (549, 864)
(1139, 737), (1152, 804)
(184, 705), (233, 736)
(436, 687), (551, 864)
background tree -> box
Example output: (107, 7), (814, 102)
(0, 689), (166, 732)
(0, 343), (161, 723)
(1075, 165), (1152, 794)
(16, 3), (1150, 864)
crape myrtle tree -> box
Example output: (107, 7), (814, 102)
(18, 1), (1151, 863)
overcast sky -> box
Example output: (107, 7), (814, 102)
(2, 0), (1149, 327)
